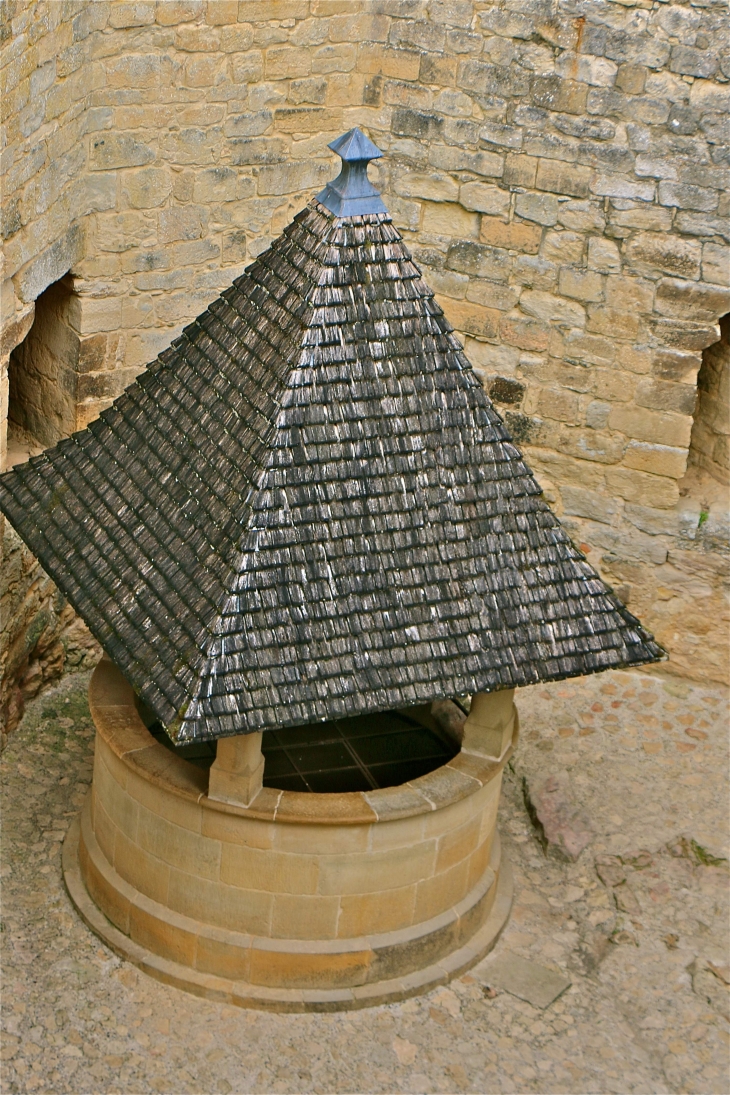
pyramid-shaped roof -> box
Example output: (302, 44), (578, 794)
(0, 131), (662, 742)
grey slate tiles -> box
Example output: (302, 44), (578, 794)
(0, 195), (663, 743)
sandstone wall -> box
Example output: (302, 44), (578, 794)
(1, 0), (729, 738)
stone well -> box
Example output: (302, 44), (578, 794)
(63, 660), (517, 1011)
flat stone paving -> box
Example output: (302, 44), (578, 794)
(1, 667), (728, 1095)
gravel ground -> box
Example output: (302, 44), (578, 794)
(1, 666), (728, 1095)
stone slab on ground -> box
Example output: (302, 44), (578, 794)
(478, 952), (571, 1009)
(522, 770), (594, 861)
(1, 666), (728, 1094)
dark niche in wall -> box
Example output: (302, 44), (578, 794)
(688, 313), (729, 486)
(7, 275), (80, 466)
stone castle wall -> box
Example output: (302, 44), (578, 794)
(2, 0), (729, 738)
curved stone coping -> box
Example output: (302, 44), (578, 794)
(90, 659), (512, 825)
(63, 804), (512, 1012)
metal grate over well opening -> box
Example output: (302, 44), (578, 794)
(140, 705), (459, 794)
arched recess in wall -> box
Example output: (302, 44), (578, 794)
(2, 272), (98, 745)
(677, 313), (730, 545)
(7, 274), (81, 467)
(687, 314), (729, 487)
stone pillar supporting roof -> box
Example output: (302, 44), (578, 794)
(0, 131), (663, 743)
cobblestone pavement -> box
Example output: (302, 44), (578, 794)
(1, 667), (728, 1095)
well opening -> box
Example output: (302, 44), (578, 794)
(137, 699), (462, 793)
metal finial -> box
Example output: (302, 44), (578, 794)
(316, 127), (388, 217)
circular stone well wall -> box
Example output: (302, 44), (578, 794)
(63, 660), (515, 1011)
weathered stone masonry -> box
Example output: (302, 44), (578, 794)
(1, 0), (728, 740)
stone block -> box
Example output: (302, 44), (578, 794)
(459, 183), (510, 217)
(479, 122), (522, 150)
(242, 0), (308, 19)
(389, 19), (445, 54)
(635, 378), (697, 417)
(395, 173), (459, 203)
(271, 892), (341, 940)
(172, 238), (220, 266)
(195, 934), (251, 981)
(536, 160), (592, 199)
(500, 315), (549, 352)
(436, 815), (481, 873)
(480, 952), (571, 1009)
(15, 222), (85, 304)
(650, 317), (720, 353)
(658, 182), (719, 214)
(93, 750), (137, 840)
(426, 268), (469, 299)
(108, 3), (156, 28)
(520, 289), (586, 328)
(357, 45), (421, 81)
(221, 229), (247, 266)
(422, 202), (479, 239)
(318, 842), (437, 897)
(114, 830), (170, 906)
(221, 843), (319, 895)
(670, 46), (717, 80)
(604, 277), (654, 314)
(136, 806), (221, 882)
(503, 154), (537, 189)
(391, 108), (444, 141)
(121, 167), (172, 210)
(440, 298), (500, 341)
(129, 899), (199, 969)
(624, 442), (688, 480)
(155, 0), (203, 23)
(158, 207), (204, 244)
(248, 945), (370, 990)
(206, 0), (238, 23)
(531, 75), (587, 116)
(609, 404), (692, 448)
(514, 192), (559, 227)
(555, 53), (617, 88)
(586, 237), (620, 274)
(263, 46), (311, 81)
(625, 234), (701, 281)
(536, 387), (581, 425)
(312, 44), (357, 75)
(558, 268), (603, 303)
(561, 486), (618, 525)
(654, 279), (730, 322)
(479, 218), (541, 254)
(541, 232), (584, 265)
(557, 200), (605, 234)
(414, 859), (470, 923)
(458, 59), (530, 99)
(702, 244), (730, 288)
(257, 161), (330, 197)
(421, 56), (459, 88)
(230, 137), (288, 166)
(652, 349), (702, 384)
(168, 869), (273, 935)
(446, 240), (511, 281)
(605, 467), (679, 509)
(92, 795), (118, 867)
(613, 62), (646, 95)
(339, 885), (417, 937)
(466, 281), (519, 312)
(430, 0), (473, 29)
(592, 176), (655, 202)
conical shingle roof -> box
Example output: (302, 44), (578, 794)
(0, 132), (663, 742)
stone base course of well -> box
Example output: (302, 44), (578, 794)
(62, 660), (516, 1010)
